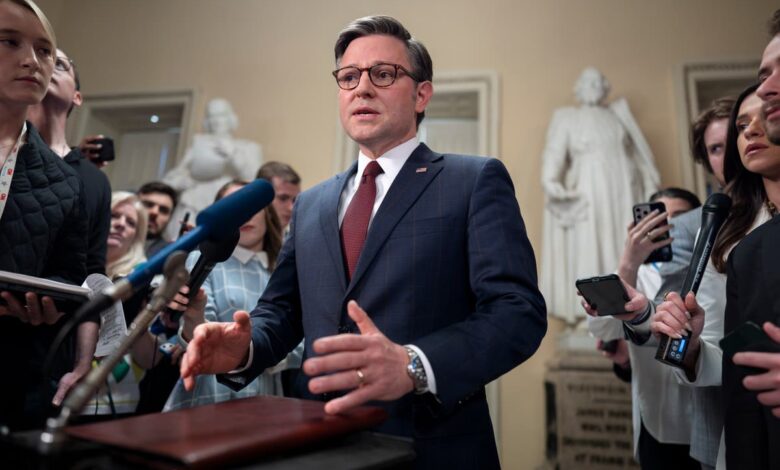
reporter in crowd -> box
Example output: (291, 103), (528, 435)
(81, 191), (149, 416)
(652, 83), (779, 469)
(137, 181), (178, 257)
(27, 47), (113, 408)
(164, 179), (302, 410)
(0, 0), (88, 430)
(586, 188), (701, 469)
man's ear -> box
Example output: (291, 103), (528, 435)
(71, 90), (83, 108)
(414, 81), (433, 114)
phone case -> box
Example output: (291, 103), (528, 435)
(720, 321), (772, 358)
(633, 202), (672, 263)
(575, 274), (630, 316)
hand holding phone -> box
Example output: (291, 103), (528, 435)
(576, 274), (631, 316)
(632, 202), (672, 263)
(79, 135), (115, 163)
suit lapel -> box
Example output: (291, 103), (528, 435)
(760, 216), (780, 318)
(319, 163), (356, 293)
(345, 144), (444, 298)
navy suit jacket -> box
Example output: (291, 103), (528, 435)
(223, 144), (547, 467)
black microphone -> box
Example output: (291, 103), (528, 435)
(72, 179), (274, 322)
(656, 192), (732, 368)
(166, 230), (240, 321)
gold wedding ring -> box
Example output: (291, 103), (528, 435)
(355, 368), (365, 386)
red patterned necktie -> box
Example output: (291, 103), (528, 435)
(340, 161), (384, 280)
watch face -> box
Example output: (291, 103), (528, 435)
(405, 348), (428, 392)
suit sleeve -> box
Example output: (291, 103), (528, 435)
(414, 158), (547, 410)
(218, 201), (304, 391)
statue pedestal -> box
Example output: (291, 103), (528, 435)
(556, 328), (598, 351)
(543, 350), (638, 469)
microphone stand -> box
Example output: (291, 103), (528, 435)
(39, 252), (190, 453)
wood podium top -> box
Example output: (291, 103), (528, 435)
(65, 396), (388, 469)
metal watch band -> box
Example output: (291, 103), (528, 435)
(404, 346), (428, 394)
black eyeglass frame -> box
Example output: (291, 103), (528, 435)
(332, 63), (420, 90)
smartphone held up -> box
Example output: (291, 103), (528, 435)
(632, 201), (672, 263)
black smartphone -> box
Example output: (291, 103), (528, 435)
(720, 321), (774, 358)
(92, 137), (115, 162)
(575, 274), (630, 316)
(177, 212), (191, 238)
(599, 339), (620, 354)
(633, 201), (672, 263)
(720, 321), (780, 375)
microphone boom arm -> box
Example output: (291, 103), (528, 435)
(39, 251), (190, 452)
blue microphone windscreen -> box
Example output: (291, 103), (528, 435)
(196, 179), (275, 240)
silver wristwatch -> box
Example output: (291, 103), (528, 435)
(404, 346), (429, 394)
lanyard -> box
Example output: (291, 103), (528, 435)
(0, 122), (27, 222)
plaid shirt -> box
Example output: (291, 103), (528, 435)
(164, 247), (303, 411)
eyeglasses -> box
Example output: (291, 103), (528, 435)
(332, 63), (419, 90)
(54, 57), (73, 73)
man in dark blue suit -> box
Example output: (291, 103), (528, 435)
(180, 15), (546, 468)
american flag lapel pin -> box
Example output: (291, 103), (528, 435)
(416, 167), (427, 173)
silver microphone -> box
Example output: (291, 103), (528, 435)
(39, 251), (190, 452)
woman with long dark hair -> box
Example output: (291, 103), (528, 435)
(652, 83), (780, 468)
(163, 179), (302, 410)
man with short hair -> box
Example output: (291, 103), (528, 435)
(137, 181), (177, 257)
(723, 9), (780, 469)
(180, 15), (546, 467)
(28, 49), (111, 276)
(256, 161), (301, 229)
(27, 48), (111, 409)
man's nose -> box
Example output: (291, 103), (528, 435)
(353, 70), (376, 97)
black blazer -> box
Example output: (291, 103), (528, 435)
(724, 215), (780, 469)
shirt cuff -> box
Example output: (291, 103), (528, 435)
(228, 340), (254, 374)
(622, 302), (655, 345)
(406, 344), (437, 395)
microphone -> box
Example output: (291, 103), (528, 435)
(76, 179), (274, 319)
(656, 192), (732, 368)
(40, 252), (190, 452)
(165, 230), (240, 321)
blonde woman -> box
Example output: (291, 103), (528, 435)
(106, 191), (148, 280)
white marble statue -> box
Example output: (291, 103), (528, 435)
(540, 67), (660, 325)
(163, 98), (262, 240)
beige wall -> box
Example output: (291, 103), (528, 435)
(43, 0), (776, 467)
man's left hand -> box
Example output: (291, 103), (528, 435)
(303, 300), (414, 415)
(733, 322), (780, 417)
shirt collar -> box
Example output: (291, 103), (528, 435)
(356, 137), (419, 181)
(232, 245), (269, 268)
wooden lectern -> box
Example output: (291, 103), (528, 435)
(62, 395), (409, 469)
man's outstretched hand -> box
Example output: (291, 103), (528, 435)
(179, 310), (252, 390)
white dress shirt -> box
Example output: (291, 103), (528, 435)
(338, 137), (437, 395)
(236, 137), (437, 394)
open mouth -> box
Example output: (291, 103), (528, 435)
(353, 107), (379, 117)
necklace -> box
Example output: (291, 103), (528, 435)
(767, 199), (778, 217)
